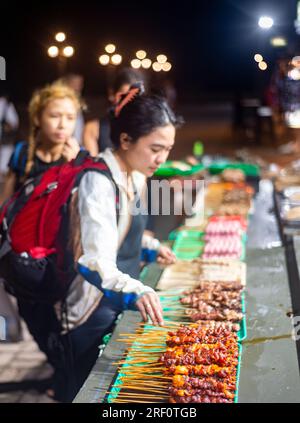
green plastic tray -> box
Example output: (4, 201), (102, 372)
(172, 230), (205, 260)
(208, 162), (260, 177)
(239, 293), (247, 342)
(154, 161), (205, 177)
(235, 343), (242, 403)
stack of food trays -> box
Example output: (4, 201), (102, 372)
(203, 216), (247, 260)
(172, 217), (247, 261)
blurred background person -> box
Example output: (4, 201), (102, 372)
(60, 73), (86, 145)
(0, 82), (81, 204)
(0, 82), (82, 346)
(83, 67), (145, 156)
(0, 87), (19, 181)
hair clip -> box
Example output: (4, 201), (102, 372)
(114, 82), (144, 117)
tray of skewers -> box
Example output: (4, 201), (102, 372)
(161, 278), (247, 343)
(106, 321), (242, 403)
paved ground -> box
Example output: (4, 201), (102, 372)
(0, 321), (56, 403)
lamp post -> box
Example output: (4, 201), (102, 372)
(98, 44), (123, 67)
(47, 32), (74, 76)
(152, 54), (172, 73)
(129, 51), (172, 73)
(98, 44), (123, 87)
(130, 50), (152, 70)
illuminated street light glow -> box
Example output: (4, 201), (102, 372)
(55, 32), (66, 42)
(99, 54), (110, 65)
(111, 54), (122, 65)
(162, 62), (172, 72)
(131, 59), (141, 69)
(258, 16), (274, 29)
(152, 62), (162, 72)
(254, 54), (263, 63)
(291, 56), (300, 68)
(136, 50), (147, 60)
(48, 46), (59, 58)
(285, 110), (300, 128)
(270, 37), (287, 47)
(141, 58), (152, 69)
(288, 68), (300, 81)
(258, 61), (268, 71)
(157, 54), (167, 64)
(105, 44), (116, 54)
(63, 46), (74, 57)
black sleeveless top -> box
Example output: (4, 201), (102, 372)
(98, 115), (113, 152)
(8, 141), (64, 191)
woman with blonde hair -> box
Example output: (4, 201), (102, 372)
(0, 82), (82, 203)
(0, 82), (83, 385)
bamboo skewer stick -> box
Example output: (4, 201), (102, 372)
(119, 374), (171, 380)
(114, 381), (169, 387)
(114, 394), (168, 400)
(117, 383), (168, 389)
(108, 386), (167, 394)
(114, 382), (169, 388)
(112, 399), (159, 403)
(113, 361), (163, 367)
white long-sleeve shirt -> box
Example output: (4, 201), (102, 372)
(57, 148), (160, 332)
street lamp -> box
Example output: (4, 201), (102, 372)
(152, 62), (163, 72)
(48, 46), (59, 58)
(152, 60), (172, 72)
(157, 54), (167, 64)
(55, 32), (66, 43)
(47, 33), (75, 75)
(258, 61), (268, 71)
(136, 50), (147, 60)
(63, 46), (74, 58)
(141, 58), (152, 69)
(99, 54), (110, 66)
(254, 53), (263, 63)
(258, 16), (274, 29)
(270, 37), (287, 47)
(131, 50), (153, 70)
(105, 44), (116, 54)
(111, 54), (122, 65)
(153, 54), (172, 72)
(131, 59), (141, 69)
(162, 62), (172, 72)
(98, 45), (122, 66)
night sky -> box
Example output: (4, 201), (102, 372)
(0, 0), (298, 102)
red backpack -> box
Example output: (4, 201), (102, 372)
(0, 152), (119, 304)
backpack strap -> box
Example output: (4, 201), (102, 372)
(72, 157), (120, 222)
(10, 141), (27, 174)
(73, 149), (90, 166)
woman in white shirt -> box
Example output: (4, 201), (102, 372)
(18, 83), (182, 402)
